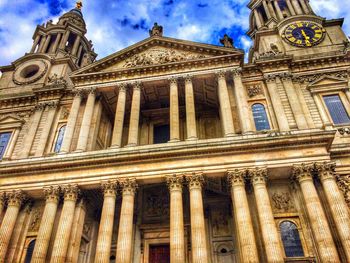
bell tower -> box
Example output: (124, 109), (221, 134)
(247, 0), (349, 62)
(29, 0), (97, 67)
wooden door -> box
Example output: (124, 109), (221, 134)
(149, 244), (170, 263)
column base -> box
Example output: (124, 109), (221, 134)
(110, 145), (121, 149)
(168, 139), (180, 143)
(125, 143), (137, 147)
(186, 137), (198, 141)
(224, 133), (236, 137)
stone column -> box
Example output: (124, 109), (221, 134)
(6, 202), (32, 262)
(186, 173), (209, 263)
(52, 33), (62, 53)
(0, 190), (25, 262)
(312, 93), (333, 128)
(127, 83), (141, 146)
(227, 170), (259, 262)
(35, 101), (58, 157)
(59, 30), (70, 50)
(265, 75), (290, 131)
(50, 185), (80, 263)
(262, 0), (272, 19)
(67, 199), (87, 263)
(60, 91), (83, 153)
(286, 0), (296, 15)
(217, 71), (235, 137)
(299, 0), (310, 14)
(273, 1), (284, 20)
(345, 89), (350, 105)
(32, 186), (60, 263)
(31, 35), (41, 53)
(232, 68), (254, 134)
(184, 76), (197, 140)
(111, 84), (127, 148)
(42, 35), (52, 53)
(291, 0), (303, 14)
(169, 78), (180, 142)
(72, 35), (82, 56)
(315, 162), (350, 261)
(292, 164), (340, 262)
(94, 181), (118, 263)
(21, 104), (44, 158)
(249, 168), (284, 263)
(254, 9), (263, 28)
(76, 88), (96, 152)
(267, 1), (277, 18)
(38, 36), (46, 53)
(166, 175), (185, 263)
(281, 74), (309, 129)
(0, 193), (5, 223)
(2, 128), (20, 160)
(116, 179), (138, 263)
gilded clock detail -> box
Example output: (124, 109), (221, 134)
(283, 22), (325, 47)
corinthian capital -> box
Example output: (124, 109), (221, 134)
(166, 174), (184, 192)
(120, 178), (138, 195)
(43, 186), (61, 203)
(336, 175), (350, 207)
(101, 180), (118, 197)
(117, 83), (127, 92)
(248, 167), (268, 185)
(291, 163), (314, 182)
(186, 172), (205, 190)
(231, 67), (243, 77)
(0, 192), (6, 206)
(315, 162), (336, 181)
(227, 169), (246, 187)
(62, 184), (80, 201)
(7, 190), (26, 207)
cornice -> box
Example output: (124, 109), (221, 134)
(0, 129), (336, 178)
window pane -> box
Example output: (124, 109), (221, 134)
(323, 95), (350, 125)
(0, 132), (12, 160)
(280, 221), (304, 257)
(24, 240), (36, 263)
(252, 104), (271, 131)
(54, 126), (66, 153)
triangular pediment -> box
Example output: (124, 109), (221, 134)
(308, 75), (348, 87)
(0, 114), (25, 129)
(72, 36), (244, 76)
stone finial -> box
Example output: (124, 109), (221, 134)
(220, 34), (234, 48)
(149, 23), (163, 37)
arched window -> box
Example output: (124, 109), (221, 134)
(0, 132), (12, 160)
(323, 95), (350, 125)
(280, 221), (304, 257)
(252, 103), (271, 131)
(54, 125), (66, 153)
(24, 239), (36, 263)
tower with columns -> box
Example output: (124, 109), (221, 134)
(0, 0), (350, 262)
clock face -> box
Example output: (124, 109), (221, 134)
(283, 22), (325, 47)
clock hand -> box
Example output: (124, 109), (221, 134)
(301, 30), (310, 40)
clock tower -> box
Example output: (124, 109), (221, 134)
(247, 0), (349, 62)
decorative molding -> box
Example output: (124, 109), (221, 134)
(336, 175), (350, 207)
(62, 184), (80, 201)
(166, 174), (184, 192)
(47, 74), (68, 88)
(314, 162), (336, 181)
(338, 127), (350, 135)
(101, 180), (118, 197)
(13, 60), (48, 85)
(227, 169), (246, 187)
(293, 70), (348, 84)
(248, 167), (268, 185)
(291, 163), (314, 182)
(43, 186), (60, 203)
(186, 172), (205, 190)
(120, 178), (138, 195)
(247, 85), (263, 98)
(271, 192), (295, 212)
(7, 190), (26, 207)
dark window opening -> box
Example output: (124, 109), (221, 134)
(323, 95), (350, 125)
(65, 33), (77, 53)
(278, 0), (288, 11)
(252, 103), (271, 131)
(46, 34), (57, 53)
(257, 5), (268, 22)
(0, 132), (11, 160)
(24, 240), (36, 263)
(280, 221), (304, 257)
(153, 124), (170, 144)
(54, 125), (66, 153)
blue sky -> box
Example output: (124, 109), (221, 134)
(0, 0), (349, 66)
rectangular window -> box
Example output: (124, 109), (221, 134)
(323, 95), (350, 125)
(0, 132), (12, 160)
(153, 124), (170, 144)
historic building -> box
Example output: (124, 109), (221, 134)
(0, 0), (350, 262)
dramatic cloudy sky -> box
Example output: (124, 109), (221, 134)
(0, 0), (349, 66)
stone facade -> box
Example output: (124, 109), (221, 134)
(0, 0), (350, 262)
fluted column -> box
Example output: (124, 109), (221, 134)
(265, 75), (290, 131)
(52, 33), (62, 53)
(0, 190), (25, 262)
(76, 88), (96, 152)
(281, 74), (309, 129)
(254, 9), (263, 28)
(50, 185), (80, 263)
(291, 0), (303, 14)
(217, 71), (235, 137)
(127, 83), (141, 146)
(59, 30), (70, 50)
(315, 162), (350, 261)
(60, 91), (83, 153)
(166, 175), (185, 263)
(262, 1), (272, 19)
(267, 1), (277, 18)
(0, 193), (5, 224)
(31, 35), (41, 53)
(232, 68), (254, 134)
(35, 102), (58, 156)
(299, 0), (310, 14)
(72, 35), (82, 56)
(227, 170), (259, 262)
(292, 164), (340, 262)
(94, 181), (118, 263)
(32, 186), (61, 263)
(111, 84), (127, 148)
(186, 173), (209, 263)
(21, 104), (44, 158)
(42, 35), (52, 53)
(67, 199), (87, 263)
(273, 1), (284, 20)
(116, 179), (138, 263)
(169, 78), (180, 142)
(184, 76), (198, 140)
(249, 168), (284, 263)
(286, 0), (296, 15)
